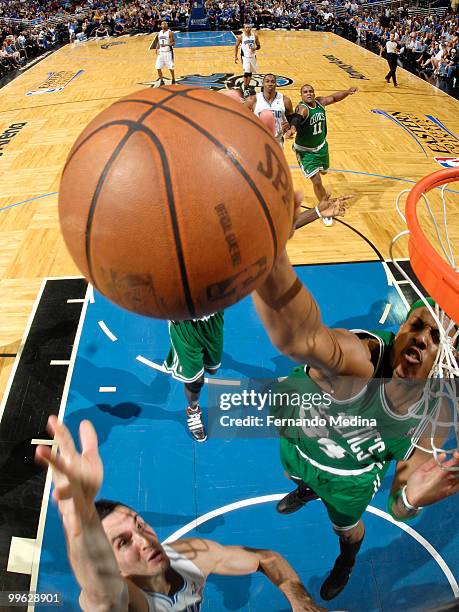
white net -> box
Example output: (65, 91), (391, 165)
(390, 182), (459, 471)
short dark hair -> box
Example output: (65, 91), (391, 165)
(263, 73), (276, 81)
(95, 499), (134, 522)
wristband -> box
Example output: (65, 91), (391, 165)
(401, 485), (423, 512)
(314, 206), (322, 219)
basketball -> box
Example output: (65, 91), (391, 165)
(59, 85), (294, 320)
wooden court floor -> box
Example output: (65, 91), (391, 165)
(0, 30), (458, 401)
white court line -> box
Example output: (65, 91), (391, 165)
(88, 284), (95, 304)
(98, 320), (117, 341)
(136, 355), (242, 386)
(384, 260), (410, 310)
(205, 378), (241, 386)
(66, 298), (85, 303)
(28, 285), (90, 612)
(30, 439), (55, 446)
(379, 303), (391, 325)
(49, 360), (70, 366)
(8, 537), (36, 575)
(163, 494), (459, 598)
(0, 279), (47, 425)
(136, 355), (167, 372)
(99, 386), (116, 393)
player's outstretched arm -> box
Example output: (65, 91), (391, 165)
(35, 418), (132, 612)
(172, 538), (326, 611)
(390, 449), (459, 520)
(317, 87), (358, 106)
(253, 193), (373, 378)
(295, 194), (352, 229)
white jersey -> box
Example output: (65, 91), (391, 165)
(141, 545), (205, 611)
(241, 31), (256, 58)
(158, 29), (172, 52)
(253, 91), (286, 142)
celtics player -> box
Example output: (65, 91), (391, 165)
(253, 195), (459, 601)
(164, 313), (224, 442)
(286, 84), (358, 226)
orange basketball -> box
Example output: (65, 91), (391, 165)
(59, 85), (294, 319)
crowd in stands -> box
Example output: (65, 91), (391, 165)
(0, 0), (457, 87)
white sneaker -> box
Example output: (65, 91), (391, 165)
(322, 217), (334, 227)
(186, 406), (207, 442)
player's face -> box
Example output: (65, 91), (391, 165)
(301, 86), (315, 104)
(103, 507), (170, 578)
(392, 307), (446, 379)
(263, 75), (277, 93)
(161, 21), (168, 30)
(244, 25), (252, 35)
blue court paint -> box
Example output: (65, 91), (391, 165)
(36, 262), (459, 611)
(174, 31), (236, 48)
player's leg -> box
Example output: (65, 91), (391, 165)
(184, 376), (207, 442)
(296, 148), (331, 225)
(241, 57), (255, 96)
(202, 311), (224, 375)
(167, 51), (176, 84)
(163, 321), (207, 442)
(155, 53), (165, 86)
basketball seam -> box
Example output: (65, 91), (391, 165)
(85, 128), (134, 287)
(112, 96), (279, 259)
(65, 88), (204, 168)
(157, 106), (279, 262)
(82, 119), (196, 318)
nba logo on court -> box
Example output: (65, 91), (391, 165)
(434, 156), (459, 168)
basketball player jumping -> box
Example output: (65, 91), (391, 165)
(163, 195), (351, 443)
(234, 24), (261, 97)
(154, 20), (176, 86)
(253, 194), (459, 601)
(285, 84), (358, 226)
(35, 416), (329, 612)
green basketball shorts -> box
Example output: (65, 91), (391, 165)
(295, 142), (330, 179)
(280, 437), (390, 529)
(164, 312), (224, 383)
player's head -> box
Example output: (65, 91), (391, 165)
(391, 299), (454, 380)
(263, 73), (277, 93)
(243, 23), (252, 34)
(96, 499), (171, 578)
(390, 32), (395, 40)
(300, 84), (315, 104)
(161, 20), (168, 30)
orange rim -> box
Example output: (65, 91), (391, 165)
(405, 168), (459, 323)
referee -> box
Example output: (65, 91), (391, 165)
(381, 32), (399, 87)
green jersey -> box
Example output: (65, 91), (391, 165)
(274, 330), (435, 476)
(294, 101), (327, 151)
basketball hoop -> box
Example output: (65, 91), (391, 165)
(390, 168), (459, 471)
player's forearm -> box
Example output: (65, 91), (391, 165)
(65, 510), (128, 610)
(253, 250), (324, 360)
(257, 550), (316, 609)
(333, 90), (352, 102)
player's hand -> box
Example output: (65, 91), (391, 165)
(35, 416), (103, 536)
(234, 57), (239, 64)
(318, 194), (352, 219)
(284, 124), (296, 139)
(348, 87), (358, 94)
(405, 451), (459, 507)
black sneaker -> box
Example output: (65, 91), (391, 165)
(276, 486), (318, 514)
(320, 536), (364, 600)
(186, 406), (207, 442)
(320, 556), (353, 600)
